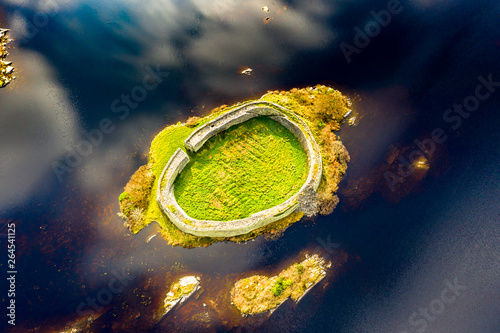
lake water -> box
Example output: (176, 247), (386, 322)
(0, 1), (499, 332)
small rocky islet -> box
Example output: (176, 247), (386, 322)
(230, 254), (331, 316)
(0, 28), (15, 88)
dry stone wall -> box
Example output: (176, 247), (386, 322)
(157, 101), (322, 237)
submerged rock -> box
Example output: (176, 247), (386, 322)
(59, 314), (99, 333)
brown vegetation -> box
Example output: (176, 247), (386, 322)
(119, 165), (155, 230)
(231, 254), (330, 315)
(261, 86), (351, 215)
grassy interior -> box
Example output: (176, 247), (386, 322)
(174, 116), (308, 221)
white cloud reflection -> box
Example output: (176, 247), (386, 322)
(0, 50), (79, 210)
(1, 0), (338, 208)
(8, 0), (335, 94)
(114, 0), (334, 97)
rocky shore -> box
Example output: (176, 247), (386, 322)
(0, 28), (14, 88)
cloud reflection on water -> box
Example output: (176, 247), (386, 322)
(2, 0), (338, 207)
(0, 50), (79, 211)
(0, 0), (499, 332)
(7, 0), (336, 99)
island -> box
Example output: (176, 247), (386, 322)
(153, 276), (202, 322)
(119, 85), (351, 247)
(0, 28), (14, 88)
(230, 254), (330, 316)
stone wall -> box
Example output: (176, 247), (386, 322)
(184, 102), (284, 152)
(156, 101), (323, 238)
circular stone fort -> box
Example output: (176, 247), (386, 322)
(156, 101), (322, 237)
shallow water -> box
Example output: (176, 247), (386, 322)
(0, 1), (499, 332)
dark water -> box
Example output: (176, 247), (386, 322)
(0, 0), (499, 332)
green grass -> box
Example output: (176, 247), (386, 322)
(141, 124), (195, 229)
(173, 116), (309, 221)
(271, 277), (294, 297)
